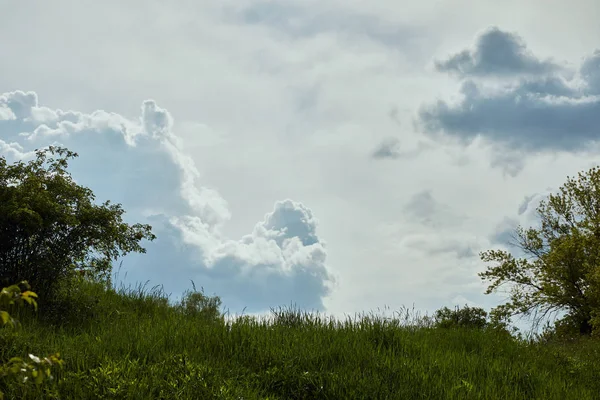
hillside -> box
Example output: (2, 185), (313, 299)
(1, 275), (599, 399)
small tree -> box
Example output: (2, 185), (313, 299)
(479, 166), (600, 337)
(0, 146), (156, 306)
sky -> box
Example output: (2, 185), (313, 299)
(1, 0), (599, 332)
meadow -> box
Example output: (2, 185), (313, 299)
(1, 272), (600, 400)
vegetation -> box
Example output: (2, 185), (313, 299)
(0, 146), (155, 310)
(1, 147), (600, 398)
(0, 278), (599, 399)
(480, 166), (600, 337)
(0, 281), (64, 399)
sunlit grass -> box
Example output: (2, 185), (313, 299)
(1, 275), (599, 399)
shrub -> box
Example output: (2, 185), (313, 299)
(0, 146), (155, 313)
(0, 281), (64, 399)
(176, 281), (224, 323)
(434, 304), (489, 330)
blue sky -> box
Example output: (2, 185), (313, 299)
(1, 0), (600, 330)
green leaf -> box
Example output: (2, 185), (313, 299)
(0, 311), (10, 326)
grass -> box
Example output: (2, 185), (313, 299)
(1, 275), (600, 399)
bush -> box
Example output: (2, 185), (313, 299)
(0, 281), (64, 399)
(0, 146), (155, 310)
(434, 304), (489, 330)
(176, 281), (224, 323)
(38, 273), (105, 330)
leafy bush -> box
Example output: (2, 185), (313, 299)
(37, 272), (105, 330)
(0, 146), (156, 310)
(0, 281), (64, 399)
(176, 281), (224, 323)
(434, 304), (489, 330)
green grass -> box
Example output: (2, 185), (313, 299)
(1, 276), (600, 399)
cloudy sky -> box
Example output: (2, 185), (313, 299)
(1, 0), (599, 329)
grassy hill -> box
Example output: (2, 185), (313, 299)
(1, 275), (600, 399)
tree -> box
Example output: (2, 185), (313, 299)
(479, 166), (600, 337)
(0, 146), (156, 307)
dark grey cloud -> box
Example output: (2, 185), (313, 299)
(417, 74), (600, 153)
(518, 194), (538, 215)
(371, 137), (430, 160)
(517, 76), (581, 97)
(580, 49), (600, 94)
(419, 29), (600, 164)
(434, 26), (565, 78)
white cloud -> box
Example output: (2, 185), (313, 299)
(0, 92), (334, 313)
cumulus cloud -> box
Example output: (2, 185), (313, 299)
(0, 90), (335, 314)
(418, 28), (600, 163)
(143, 198), (333, 312)
(434, 26), (565, 78)
(0, 90), (37, 120)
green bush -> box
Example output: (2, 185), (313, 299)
(0, 281), (64, 399)
(176, 281), (224, 323)
(434, 304), (489, 330)
(0, 146), (155, 310)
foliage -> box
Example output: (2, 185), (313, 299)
(1, 276), (599, 399)
(35, 271), (107, 330)
(480, 166), (600, 337)
(434, 304), (488, 330)
(176, 280), (224, 323)
(0, 146), (156, 308)
(0, 281), (64, 399)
